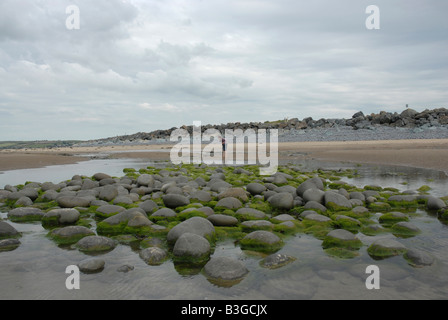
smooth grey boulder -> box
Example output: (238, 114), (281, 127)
(427, 196), (446, 210)
(99, 185), (118, 202)
(207, 214), (238, 226)
(7, 207), (45, 221)
(404, 248), (435, 267)
(151, 207), (177, 218)
(271, 214), (295, 222)
(167, 217), (215, 244)
(96, 204), (126, 217)
(138, 200), (159, 214)
(0, 238), (21, 251)
(0, 221), (20, 239)
(303, 213), (331, 222)
(173, 232), (211, 262)
(137, 174), (155, 187)
(139, 247), (168, 265)
(324, 191), (352, 210)
(81, 179), (100, 190)
(162, 194), (190, 208)
(76, 235), (116, 253)
(296, 177), (324, 197)
(43, 208), (80, 225)
(93, 173), (112, 181)
(215, 197), (243, 209)
(190, 190), (212, 202)
(235, 207), (267, 219)
(303, 188), (325, 204)
(217, 188), (249, 202)
(78, 258), (105, 273)
(57, 196), (91, 208)
(242, 230), (282, 246)
(304, 201), (327, 212)
(268, 192), (294, 210)
(49, 225), (95, 243)
(204, 256), (249, 281)
(15, 196), (33, 206)
(241, 220), (273, 229)
(246, 182), (267, 196)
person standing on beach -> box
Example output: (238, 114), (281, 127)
(221, 136), (226, 162)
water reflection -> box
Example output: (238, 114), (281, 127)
(0, 157), (448, 299)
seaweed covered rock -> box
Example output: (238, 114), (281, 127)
(42, 208), (80, 226)
(367, 238), (407, 259)
(167, 216), (215, 244)
(203, 256), (249, 282)
(48, 225), (95, 245)
(7, 207), (45, 222)
(172, 232), (211, 264)
(239, 230), (283, 253)
(76, 235), (116, 253)
(0, 221), (21, 239)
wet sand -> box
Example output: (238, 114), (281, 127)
(1, 139), (448, 173)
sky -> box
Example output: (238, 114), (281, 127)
(0, 0), (447, 141)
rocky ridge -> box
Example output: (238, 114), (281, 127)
(76, 107), (448, 146)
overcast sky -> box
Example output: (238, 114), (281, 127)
(0, 0), (447, 140)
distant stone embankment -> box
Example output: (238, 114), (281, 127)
(76, 107), (448, 146)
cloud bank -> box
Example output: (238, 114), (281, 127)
(0, 0), (447, 140)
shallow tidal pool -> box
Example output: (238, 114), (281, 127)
(1, 157), (448, 300)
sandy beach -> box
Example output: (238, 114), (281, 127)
(1, 139), (448, 174)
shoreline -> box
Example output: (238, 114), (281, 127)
(1, 138), (448, 174)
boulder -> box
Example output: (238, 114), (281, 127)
(246, 183), (267, 196)
(172, 232), (211, 263)
(190, 190), (212, 202)
(207, 214), (238, 226)
(43, 208), (80, 226)
(367, 238), (407, 259)
(0, 238), (21, 251)
(267, 192), (294, 210)
(48, 225), (95, 244)
(162, 194), (190, 208)
(0, 221), (20, 239)
(215, 197), (243, 210)
(78, 258), (105, 273)
(7, 207), (45, 222)
(296, 177), (324, 197)
(239, 230), (283, 253)
(138, 200), (159, 214)
(139, 247), (168, 265)
(427, 196), (446, 211)
(57, 196), (91, 208)
(93, 173), (112, 181)
(151, 208), (177, 218)
(99, 185), (118, 202)
(322, 229), (363, 250)
(303, 188), (325, 204)
(167, 217), (215, 244)
(324, 191), (352, 211)
(204, 256), (249, 281)
(235, 207), (268, 220)
(76, 235), (116, 253)
(404, 248), (435, 267)
(217, 188), (249, 202)
(137, 174), (155, 187)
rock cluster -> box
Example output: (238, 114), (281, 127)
(1, 162), (446, 283)
(76, 107), (448, 146)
